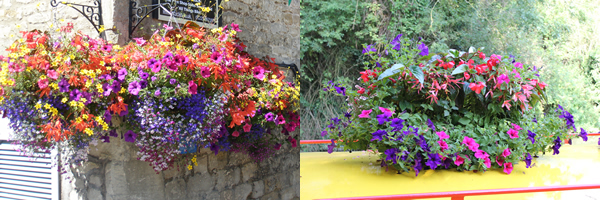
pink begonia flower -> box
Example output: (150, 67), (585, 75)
(512, 123), (522, 131)
(512, 69), (521, 79)
(514, 62), (523, 68)
(438, 140), (448, 151)
(218, 32), (228, 42)
(455, 155), (465, 166)
(436, 131), (449, 140)
(133, 37), (146, 46)
(253, 66), (265, 80)
(47, 70), (58, 80)
(378, 107), (394, 116)
(462, 136), (479, 151)
(243, 123), (252, 132)
(497, 74), (510, 85)
(188, 80), (197, 95)
(38, 78), (49, 89)
(484, 157), (491, 168)
(503, 162), (513, 174)
(507, 129), (519, 138)
(358, 109), (373, 118)
(502, 148), (511, 157)
(475, 150), (489, 159)
(232, 131), (240, 137)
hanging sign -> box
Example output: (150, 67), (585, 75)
(152, 0), (221, 28)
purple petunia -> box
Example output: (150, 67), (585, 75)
(100, 135), (110, 143)
(552, 136), (561, 155)
(117, 68), (128, 81)
(390, 34), (402, 51)
(362, 44), (376, 54)
(124, 130), (137, 143)
(384, 148), (399, 164)
(265, 113), (275, 122)
(69, 89), (82, 101)
(525, 153), (532, 168)
(148, 58), (162, 73)
(371, 130), (387, 141)
(425, 153), (442, 170)
(390, 118), (404, 131)
(414, 154), (423, 176)
(109, 130), (118, 137)
(579, 128), (588, 142)
(334, 85), (346, 96)
(170, 79), (177, 85)
(58, 79), (70, 93)
(327, 139), (336, 154)
(527, 130), (536, 144)
(427, 119), (435, 131)
(154, 89), (161, 96)
(139, 71), (149, 80)
(321, 130), (327, 137)
(418, 43), (429, 56)
(104, 110), (112, 124)
(128, 81), (141, 95)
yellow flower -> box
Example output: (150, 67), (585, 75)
(69, 101), (78, 107)
(35, 103), (42, 110)
(99, 61), (105, 66)
(187, 165), (193, 170)
(82, 114), (88, 120)
(84, 128), (93, 136)
(119, 87), (126, 94)
(61, 97), (68, 103)
(43, 103), (51, 109)
(80, 97), (87, 103)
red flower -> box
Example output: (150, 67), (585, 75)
(464, 72), (470, 80)
(478, 51), (485, 59)
(469, 82), (486, 94)
(357, 88), (365, 94)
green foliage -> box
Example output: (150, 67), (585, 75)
(301, 0), (600, 151)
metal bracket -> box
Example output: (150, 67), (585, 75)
(50, 0), (105, 40)
(129, 1), (171, 40)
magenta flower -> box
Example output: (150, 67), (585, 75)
(462, 136), (479, 151)
(512, 69), (521, 79)
(201, 66), (211, 78)
(502, 148), (511, 157)
(231, 23), (241, 32)
(438, 140), (448, 151)
(514, 62), (523, 68)
(243, 123), (252, 132)
(102, 44), (112, 52)
(436, 131), (449, 140)
(288, 136), (297, 148)
(253, 66), (265, 80)
(498, 74), (510, 85)
(188, 80), (198, 95)
(358, 109), (372, 118)
(133, 37), (146, 46)
(512, 123), (522, 131)
(47, 70), (58, 80)
(38, 78), (49, 89)
(128, 81), (141, 95)
(265, 113), (274, 122)
(454, 155), (465, 166)
(507, 129), (519, 138)
(276, 114), (286, 125)
(379, 107), (394, 117)
(503, 162), (513, 174)
(232, 131), (240, 137)
(148, 58), (161, 73)
(475, 150), (489, 159)
(154, 89), (161, 96)
(484, 157), (491, 168)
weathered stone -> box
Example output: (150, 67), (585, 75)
(260, 192), (280, 200)
(234, 183), (252, 200)
(241, 162), (257, 182)
(228, 151), (251, 166)
(165, 178), (186, 200)
(280, 186), (296, 200)
(220, 189), (234, 200)
(208, 151), (228, 173)
(193, 154), (208, 175)
(105, 160), (166, 200)
(87, 187), (103, 200)
(291, 170), (300, 188)
(89, 175), (102, 187)
(264, 175), (281, 193)
(206, 191), (221, 199)
(251, 180), (264, 198)
(187, 173), (215, 197)
(162, 167), (182, 180)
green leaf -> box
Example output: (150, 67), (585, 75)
(458, 117), (470, 125)
(451, 64), (468, 75)
(444, 110), (450, 117)
(408, 65), (424, 84)
(378, 63), (404, 80)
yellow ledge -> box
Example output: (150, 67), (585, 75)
(300, 139), (600, 200)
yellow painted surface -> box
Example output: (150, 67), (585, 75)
(300, 139), (600, 200)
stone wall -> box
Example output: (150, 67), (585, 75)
(61, 130), (300, 200)
(0, 0), (300, 199)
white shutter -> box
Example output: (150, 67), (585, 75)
(0, 142), (59, 200)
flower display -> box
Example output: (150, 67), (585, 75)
(323, 34), (587, 175)
(0, 21), (300, 172)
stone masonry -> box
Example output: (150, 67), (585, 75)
(0, 0), (300, 199)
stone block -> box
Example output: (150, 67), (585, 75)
(228, 151), (251, 166)
(280, 186), (297, 200)
(89, 175), (102, 187)
(260, 192), (280, 200)
(193, 154), (208, 175)
(241, 162), (257, 182)
(264, 175), (281, 193)
(251, 180), (264, 198)
(165, 178), (186, 200)
(87, 187), (103, 200)
(208, 151), (228, 173)
(187, 173), (215, 197)
(220, 189), (234, 200)
(234, 183), (252, 200)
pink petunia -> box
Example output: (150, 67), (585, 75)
(201, 66), (211, 78)
(277, 114), (286, 125)
(475, 150), (489, 159)
(188, 80), (198, 95)
(358, 109), (372, 118)
(512, 123), (522, 131)
(47, 70), (58, 80)
(462, 136), (479, 151)
(496, 156), (504, 166)
(231, 23), (241, 32)
(438, 140), (448, 151)
(503, 162), (513, 174)
(502, 148), (511, 157)
(218, 32), (228, 42)
(436, 131), (449, 140)
(38, 78), (49, 89)
(243, 123), (252, 132)
(484, 157), (491, 168)
(253, 66), (265, 80)
(232, 131), (240, 137)
(455, 155), (465, 166)
(512, 69), (521, 79)
(378, 107), (394, 116)
(507, 129), (519, 139)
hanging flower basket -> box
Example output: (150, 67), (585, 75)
(323, 34), (587, 175)
(0, 21), (300, 172)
